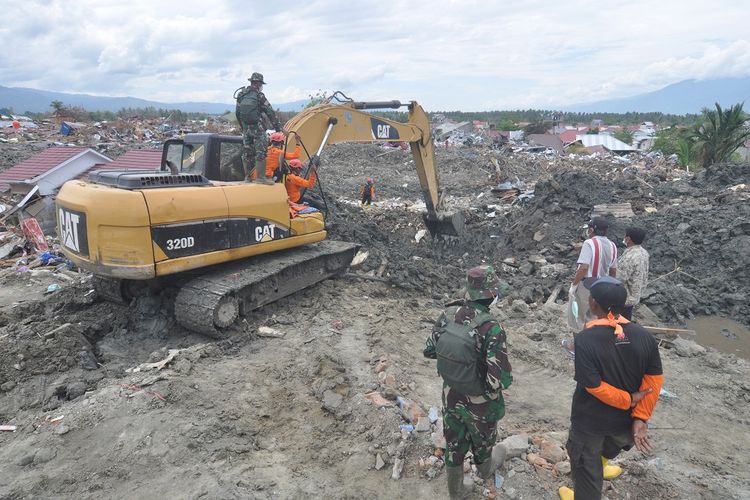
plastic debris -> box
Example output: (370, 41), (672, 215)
(659, 387), (678, 398)
(45, 283), (61, 294)
(399, 424), (414, 433)
(257, 326), (286, 338)
(0, 425), (17, 432)
(428, 406), (439, 423)
(495, 471), (504, 489)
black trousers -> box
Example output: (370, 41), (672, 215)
(361, 193), (372, 205)
(566, 425), (633, 499)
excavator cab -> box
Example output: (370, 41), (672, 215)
(162, 134), (245, 182)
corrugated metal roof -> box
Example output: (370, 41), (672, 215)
(575, 134), (635, 151)
(0, 147), (89, 192)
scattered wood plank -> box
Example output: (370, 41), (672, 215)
(591, 203), (635, 219)
(642, 326), (696, 337)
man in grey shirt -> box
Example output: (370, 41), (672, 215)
(617, 227), (650, 320)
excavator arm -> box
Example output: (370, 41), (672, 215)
(284, 99), (464, 239)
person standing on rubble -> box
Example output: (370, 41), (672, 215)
(361, 177), (375, 206)
(569, 216), (618, 330)
(617, 227), (650, 320)
(234, 72), (281, 184)
(424, 265), (512, 499)
(559, 276), (663, 500)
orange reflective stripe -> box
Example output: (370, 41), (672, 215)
(632, 373), (663, 421)
(585, 381), (632, 410)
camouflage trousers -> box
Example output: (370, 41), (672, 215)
(240, 123), (268, 177)
(442, 386), (505, 468)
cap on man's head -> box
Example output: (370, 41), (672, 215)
(588, 216), (610, 231)
(465, 265), (509, 300)
(583, 276), (626, 313)
(249, 72), (266, 84)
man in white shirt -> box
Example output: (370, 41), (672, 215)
(568, 217), (617, 330)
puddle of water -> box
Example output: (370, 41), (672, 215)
(686, 316), (750, 360)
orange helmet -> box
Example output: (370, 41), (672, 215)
(270, 131), (284, 143)
(289, 159), (303, 169)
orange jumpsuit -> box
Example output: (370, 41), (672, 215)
(285, 170), (317, 203)
(265, 144), (301, 177)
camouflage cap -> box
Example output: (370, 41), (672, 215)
(465, 265), (509, 300)
(249, 72), (266, 83)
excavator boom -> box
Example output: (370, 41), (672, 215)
(285, 100), (464, 239)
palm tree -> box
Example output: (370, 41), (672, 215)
(691, 102), (750, 168)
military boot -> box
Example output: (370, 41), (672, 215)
(446, 466), (469, 500)
(255, 159), (274, 185)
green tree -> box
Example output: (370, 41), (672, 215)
(305, 90), (329, 109)
(496, 119), (519, 131)
(651, 126), (691, 156)
(613, 129), (634, 145)
(675, 138), (695, 168)
(50, 100), (64, 116)
(523, 120), (548, 135)
(586, 127), (600, 134)
(691, 102), (750, 168)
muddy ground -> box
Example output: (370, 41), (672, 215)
(1, 142), (749, 499)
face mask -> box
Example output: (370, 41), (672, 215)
(622, 239), (627, 245)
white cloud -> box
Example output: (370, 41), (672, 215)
(0, 0), (748, 110)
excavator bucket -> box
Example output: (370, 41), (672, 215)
(423, 210), (465, 240)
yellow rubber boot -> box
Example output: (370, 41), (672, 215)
(558, 486), (574, 500)
(602, 457), (622, 479)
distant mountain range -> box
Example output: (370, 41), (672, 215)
(563, 77), (750, 115)
(0, 85), (308, 115)
(3, 76), (750, 116)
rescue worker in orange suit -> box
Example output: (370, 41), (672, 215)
(266, 132), (301, 182)
(361, 177), (375, 205)
(285, 159), (321, 208)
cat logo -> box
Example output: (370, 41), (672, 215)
(255, 223), (276, 242)
(370, 118), (399, 140)
(376, 124), (391, 139)
(58, 207), (88, 255)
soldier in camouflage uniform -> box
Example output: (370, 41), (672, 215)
(424, 265), (512, 499)
(234, 72), (281, 184)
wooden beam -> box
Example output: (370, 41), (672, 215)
(642, 326), (696, 336)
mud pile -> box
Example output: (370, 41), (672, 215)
(322, 145), (749, 326)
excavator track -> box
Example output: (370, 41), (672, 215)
(173, 240), (359, 338)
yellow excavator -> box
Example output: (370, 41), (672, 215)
(55, 97), (463, 337)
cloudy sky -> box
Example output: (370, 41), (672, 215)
(1, 0), (748, 111)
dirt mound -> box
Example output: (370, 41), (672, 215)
(2, 140), (749, 499)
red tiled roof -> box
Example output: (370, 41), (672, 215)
(0, 146), (90, 192)
(79, 149), (162, 179)
(0, 146), (87, 184)
(558, 130), (578, 143)
(99, 149), (162, 170)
